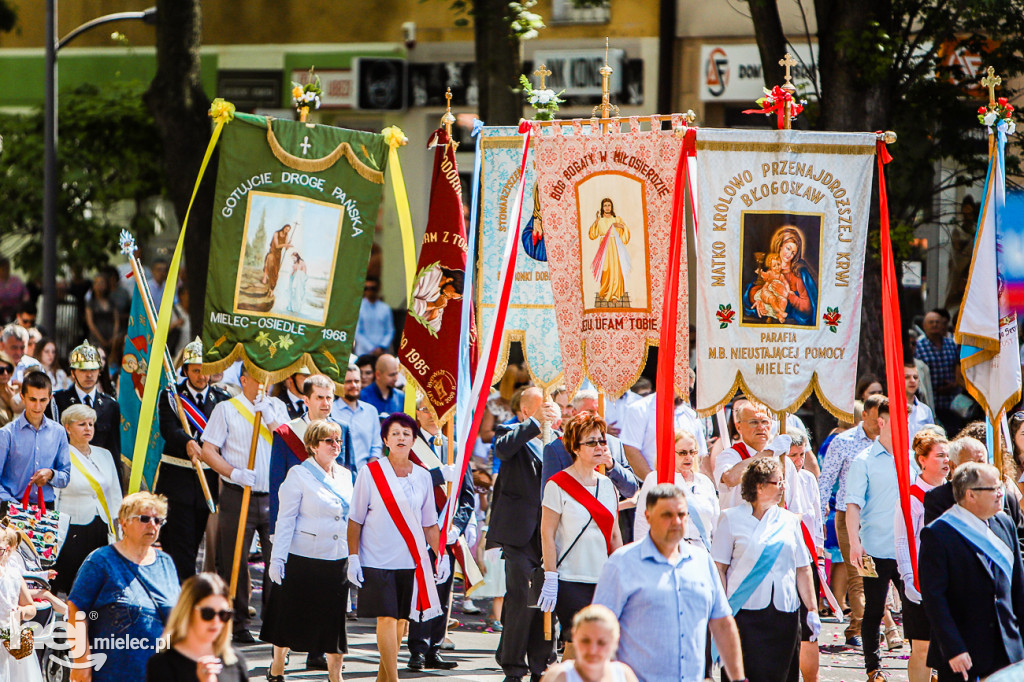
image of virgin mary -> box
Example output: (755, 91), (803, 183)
(588, 197), (632, 304)
(521, 185), (547, 262)
(742, 224), (818, 326)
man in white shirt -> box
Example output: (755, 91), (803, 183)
(603, 388), (641, 437)
(201, 363), (288, 643)
(620, 390), (708, 480)
(905, 360), (935, 447)
(714, 401), (798, 510)
(354, 277), (394, 356)
(331, 365), (382, 471)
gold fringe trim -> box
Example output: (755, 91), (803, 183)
(201, 344), (346, 394)
(695, 370), (854, 423)
(495, 328), (565, 394)
(957, 342), (997, 373)
(265, 120), (384, 184)
(961, 376), (1022, 427)
(695, 140), (877, 156)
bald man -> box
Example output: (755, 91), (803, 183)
(359, 353), (405, 417)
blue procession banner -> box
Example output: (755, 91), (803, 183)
(477, 126), (563, 391)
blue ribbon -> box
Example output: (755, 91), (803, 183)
(689, 503), (711, 551)
(939, 510), (1013, 582)
(727, 527), (787, 613)
(456, 119), (485, 433)
(301, 459), (350, 519)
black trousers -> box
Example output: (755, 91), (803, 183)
(408, 547), (455, 656)
(156, 464), (218, 583)
(862, 556), (905, 673)
(495, 542), (555, 677)
(217, 482), (272, 634)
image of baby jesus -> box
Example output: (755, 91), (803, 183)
(754, 253), (791, 322)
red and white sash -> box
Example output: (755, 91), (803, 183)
(733, 442), (752, 460)
(368, 459), (443, 621)
(275, 419), (308, 462)
(550, 470), (615, 556)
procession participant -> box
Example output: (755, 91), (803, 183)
(155, 338), (231, 582)
(714, 401), (798, 510)
(53, 404), (122, 595)
(487, 386), (561, 682)
(712, 458), (819, 682)
(276, 366), (312, 421)
(331, 364), (382, 472)
(817, 393), (886, 646)
(904, 361), (934, 453)
(594, 484), (746, 682)
(920, 462), (1024, 682)
(537, 605), (640, 682)
(199, 363), (288, 644)
(35, 337), (71, 391)
(355, 354), (376, 389)
(845, 397), (909, 681)
(621, 384), (707, 481)
(539, 412), (621, 660)
(3, 323), (39, 383)
(50, 342), (122, 487)
(895, 432), (949, 682)
(347, 413), (446, 682)
(262, 420), (353, 682)
(915, 309), (962, 433)
(0, 352), (16, 427)
(407, 399), (475, 671)
(359, 354), (404, 417)
(0, 371), (70, 504)
(602, 386), (640, 438)
(354, 277), (395, 356)
(634, 429), (718, 548)
(541, 388), (639, 499)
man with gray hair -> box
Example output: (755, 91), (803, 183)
(920, 462), (1024, 681)
(331, 364), (382, 471)
(2, 323), (39, 387)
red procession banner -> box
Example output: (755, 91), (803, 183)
(399, 128), (468, 424)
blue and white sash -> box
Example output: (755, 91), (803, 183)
(726, 505), (791, 613)
(300, 459), (351, 519)
(938, 505), (1013, 582)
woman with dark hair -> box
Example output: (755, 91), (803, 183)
(856, 374), (885, 403)
(744, 225), (819, 326)
(36, 337), (71, 391)
(347, 412), (445, 682)
(263, 224), (293, 290)
(711, 458), (818, 682)
(539, 412), (622, 660)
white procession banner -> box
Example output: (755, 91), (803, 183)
(694, 129), (876, 420)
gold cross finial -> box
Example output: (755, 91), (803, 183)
(534, 64), (552, 90)
(441, 87), (456, 140)
(981, 66), (1002, 107)
(779, 53), (798, 88)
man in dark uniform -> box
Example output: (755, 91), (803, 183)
(156, 337), (231, 582)
(278, 366), (312, 420)
(50, 342), (122, 487)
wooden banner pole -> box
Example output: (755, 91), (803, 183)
(229, 381), (265, 600)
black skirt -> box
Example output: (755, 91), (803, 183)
(260, 555), (349, 653)
(53, 516), (109, 595)
(357, 567), (416, 620)
(724, 602), (800, 682)
(902, 597), (930, 642)
(554, 580), (597, 643)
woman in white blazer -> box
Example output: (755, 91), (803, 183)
(260, 419), (353, 682)
(54, 403), (122, 595)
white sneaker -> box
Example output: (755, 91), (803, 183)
(461, 599), (482, 614)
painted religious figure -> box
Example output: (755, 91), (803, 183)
(287, 252), (307, 314)
(411, 263), (465, 337)
(742, 219), (820, 326)
(588, 197), (632, 303)
(521, 185), (548, 262)
(263, 224), (294, 289)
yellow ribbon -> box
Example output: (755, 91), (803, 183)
(129, 102), (234, 494)
(382, 126), (419, 418)
(69, 450), (117, 538)
(228, 396), (274, 445)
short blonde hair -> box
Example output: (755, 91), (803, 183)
(118, 492), (168, 525)
(572, 603), (620, 639)
(304, 419), (342, 456)
(61, 403), (97, 428)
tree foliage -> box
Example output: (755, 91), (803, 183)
(0, 81), (165, 277)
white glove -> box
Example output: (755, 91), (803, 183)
(435, 553), (451, 584)
(347, 555), (363, 587)
(538, 571), (558, 612)
(806, 610), (821, 642)
(904, 577), (922, 604)
(440, 464), (459, 484)
(268, 559), (285, 585)
(253, 395), (275, 417)
(446, 526), (460, 546)
(229, 467), (257, 488)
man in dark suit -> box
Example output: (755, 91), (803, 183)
(920, 462), (1024, 681)
(50, 342), (122, 487)
(155, 338), (231, 582)
(488, 387), (560, 682)
(277, 366), (311, 420)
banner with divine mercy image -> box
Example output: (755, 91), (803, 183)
(694, 128), (875, 420)
(477, 126), (563, 391)
(201, 112), (388, 387)
(532, 115), (689, 399)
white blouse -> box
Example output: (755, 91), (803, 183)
(56, 445), (122, 535)
(542, 473), (618, 583)
(271, 459), (354, 562)
(634, 470), (719, 545)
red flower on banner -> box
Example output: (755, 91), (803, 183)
(823, 306), (842, 333)
(717, 303), (735, 328)
(742, 86), (806, 129)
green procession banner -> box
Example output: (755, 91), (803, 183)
(201, 112), (388, 386)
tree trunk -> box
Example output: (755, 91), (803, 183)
(143, 0), (213, 334)
(747, 0), (788, 90)
(474, 0), (522, 126)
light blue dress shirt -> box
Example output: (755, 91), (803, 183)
(331, 398), (382, 471)
(354, 298), (395, 355)
(593, 534), (731, 682)
(0, 412), (71, 503)
(844, 439), (899, 560)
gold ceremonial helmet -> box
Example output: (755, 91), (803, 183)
(182, 337), (204, 366)
(69, 342), (101, 370)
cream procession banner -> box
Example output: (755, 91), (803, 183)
(694, 129), (875, 420)
(533, 116), (688, 398)
(478, 126), (563, 390)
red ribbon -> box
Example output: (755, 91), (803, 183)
(550, 470), (616, 556)
(743, 86), (804, 130)
(21, 484), (46, 517)
(877, 137), (918, 590)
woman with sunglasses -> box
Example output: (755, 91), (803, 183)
(147, 573), (247, 682)
(261, 420), (353, 682)
(539, 412), (622, 661)
(0, 351), (18, 427)
(68, 492), (181, 682)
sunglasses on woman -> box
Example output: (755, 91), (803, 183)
(129, 514), (167, 526)
(320, 437), (342, 446)
(0, 365), (12, 375)
(196, 606), (235, 623)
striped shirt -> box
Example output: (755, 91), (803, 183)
(817, 424), (873, 516)
(201, 394), (287, 493)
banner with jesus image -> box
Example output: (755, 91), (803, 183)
(694, 128), (875, 420)
(532, 116), (688, 399)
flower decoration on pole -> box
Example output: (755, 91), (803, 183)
(978, 98), (1016, 134)
(520, 64), (564, 121)
(291, 67), (323, 123)
(743, 86), (807, 129)
(208, 98), (236, 125)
